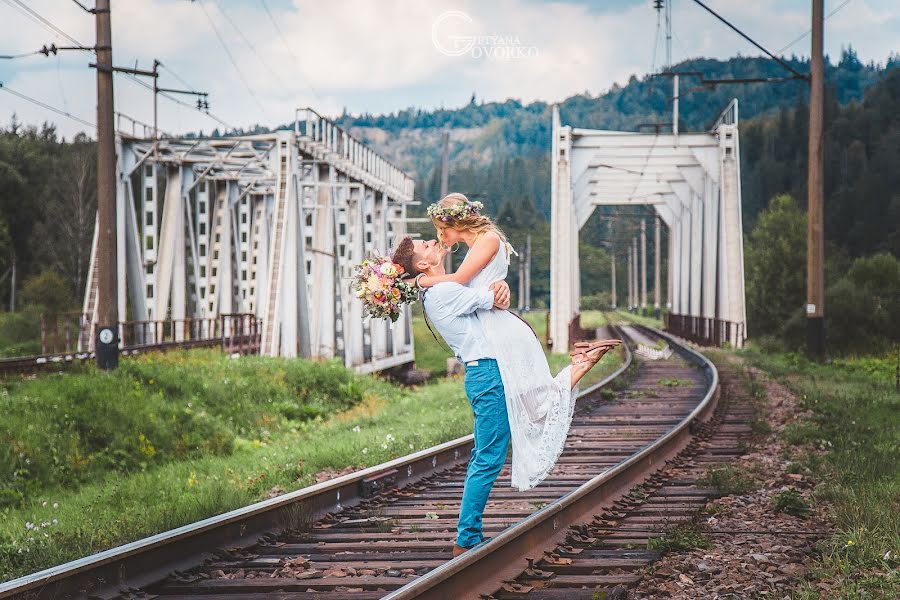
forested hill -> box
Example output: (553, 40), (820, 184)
(336, 52), (896, 225)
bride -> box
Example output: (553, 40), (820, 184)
(414, 193), (621, 491)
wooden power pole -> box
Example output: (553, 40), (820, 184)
(610, 254), (616, 310)
(654, 215), (662, 319)
(806, 0), (825, 361)
(439, 129), (452, 272)
(94, 0), (119, 369)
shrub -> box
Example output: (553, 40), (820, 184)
(773, 488), (810, 516)
(698, 465), (756, 496)
(0, 350), (373, 501)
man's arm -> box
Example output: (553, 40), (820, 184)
(429, 283), (494, 317)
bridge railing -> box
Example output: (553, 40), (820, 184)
(40, 313), (260, 354)
(664, 313), (745, 349)
(294, 107), (416, 201)
(711, 98), (739, 130)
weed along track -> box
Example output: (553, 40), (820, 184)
(0, 325), (722, 600)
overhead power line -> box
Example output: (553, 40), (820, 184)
(777, 0), (853, 55)
(0, 50), (41, 59)
(3, 0), (87, 47)
(0, 81), (95, 129)
(259, 0), (321, 102)
(216, 1), (291, 92)
(197, 0), (272, 122)
(690, 0), (807, 79)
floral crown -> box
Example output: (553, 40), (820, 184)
(352, 252), (419, 322)
(426, 200), (484, 223)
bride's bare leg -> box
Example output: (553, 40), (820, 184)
(568, 343), (617, 389)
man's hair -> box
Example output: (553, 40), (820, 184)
(392, 236), (421, 278)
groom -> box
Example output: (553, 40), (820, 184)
(393, 236), (511, 558)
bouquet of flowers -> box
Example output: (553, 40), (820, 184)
(353, 253), (419, 322)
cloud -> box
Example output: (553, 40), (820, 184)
(1, 0), (897, 138)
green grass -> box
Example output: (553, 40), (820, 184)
(647, 520), (711, 552)
(410, 304), (453, 376)
(697, 464), (758, 496)
(0, 309), (42, 358)
(742, 350), (899, 598)
(772, 488), (810, 517)
(1, 350), (371, 500)
(0, 368), (473, 581)
(0, 306), (629, 582)
(611, 309), (663, 329)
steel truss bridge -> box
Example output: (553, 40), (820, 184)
(81, 108), (416, 373)
(550, 100), (747, 350)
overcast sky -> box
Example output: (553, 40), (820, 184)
(1, 0), (897, 138)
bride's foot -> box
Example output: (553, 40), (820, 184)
(569, 339), (622, 359)
(569, 340), (622, 388)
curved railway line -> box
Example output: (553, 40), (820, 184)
(1, 324), (726, 600)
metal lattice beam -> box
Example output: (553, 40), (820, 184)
(550, 99), (746, 351)
(81, 111), (416, 373)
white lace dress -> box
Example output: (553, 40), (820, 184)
(468, 243), (578, 491)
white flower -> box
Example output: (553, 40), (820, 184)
(409, 443), (414, 450)
(25, 522), (34, 530)
(52, 502), (59, 508)
(52, 519), (58, 525)
(352, 426), (361, 433)
(41, 501), (47, 507)
(385, 434), (395, 442)
(381, 443), (388, 449)
(361, 447), (368, 454)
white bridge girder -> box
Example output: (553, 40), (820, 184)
(550, 100), (747, 350)
(82, 108), (416, 373)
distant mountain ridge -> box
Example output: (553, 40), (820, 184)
(333, 52), (896, 219)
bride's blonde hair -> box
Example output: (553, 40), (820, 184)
(430, 193), (507, 246)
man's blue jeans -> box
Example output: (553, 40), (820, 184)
(456, 359), (511, 549)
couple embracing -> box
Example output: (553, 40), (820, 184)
(357, 193), (620, 558)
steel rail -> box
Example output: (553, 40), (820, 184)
(0, 327), (634, 599)
(382, 325), (718, 600)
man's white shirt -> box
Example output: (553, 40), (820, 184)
(421, 282), (496, 363)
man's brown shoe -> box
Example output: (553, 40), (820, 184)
(452, 543), (469, 558)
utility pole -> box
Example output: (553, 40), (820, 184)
(640, 219), (647, 315)
(806, 0), (825, 361)
(439, 128), (451, 272)
(94, 0), (118, 370)
(610, 254), (616, 310)
(152, 59), (159, 141)
(8, 253), (15, 312)
(654, 215), (661, 319)
(632, 237), (638, 314)
(524, 233), (532, 310)
(517, 244), (525, 312)
(626, 251), (633, 312)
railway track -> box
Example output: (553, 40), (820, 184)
(1, 324), (720, 600)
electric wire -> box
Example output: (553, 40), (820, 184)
(1, 0), (231, 131)
(0, 82), (95, 129)
(690, 0), (806, 78)
(0, 50), (41, 59)
(651, 7), (662, 74)
(157, 61), (197, 93)
(259, 0), (321, 102)
(3, 0), (87, 48)
(216, 1), (291, 92)
(198, 0), (272, 122)
(777, 0), (853, 55)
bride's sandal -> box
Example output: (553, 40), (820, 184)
(569, 340), (622, 359)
